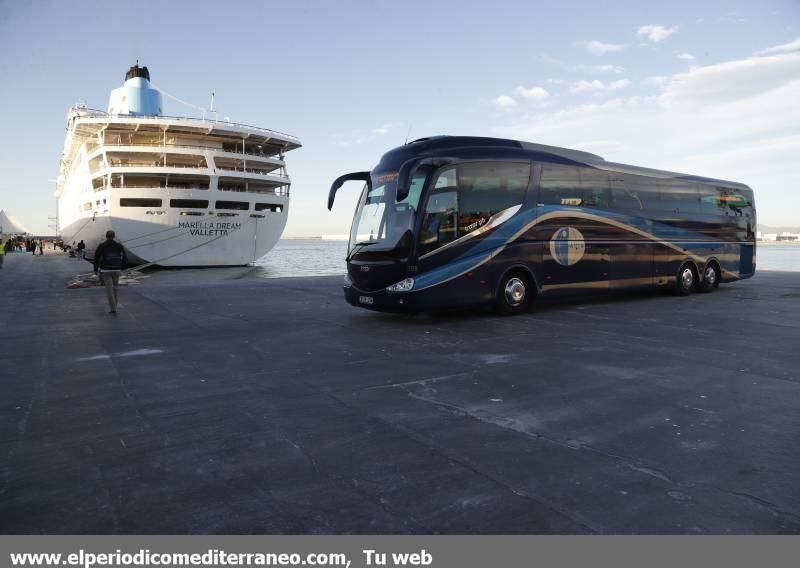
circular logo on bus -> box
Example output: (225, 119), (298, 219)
(550, 227), (586, 266)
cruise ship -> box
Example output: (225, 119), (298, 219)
(56, 63), (301, 266)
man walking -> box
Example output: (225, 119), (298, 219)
(93, 230), (127, 314)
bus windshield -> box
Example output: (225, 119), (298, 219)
(348, 171), (426, 254)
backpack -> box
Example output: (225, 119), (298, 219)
(103, 246), (125, 270)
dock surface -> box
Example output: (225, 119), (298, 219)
(1, 253), (799, 534)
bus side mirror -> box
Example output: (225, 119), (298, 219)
(328, 171), (371, 210)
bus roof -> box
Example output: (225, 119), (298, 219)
(400, 136), (750, 190)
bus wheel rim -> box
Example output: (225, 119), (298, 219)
(505, 278), (526, 306)
(705, 266), (716, 285)
(681, 268), (694, 289)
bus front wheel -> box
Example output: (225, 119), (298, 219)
(496, 271), (534, 315)
(675, 263), (697, 296)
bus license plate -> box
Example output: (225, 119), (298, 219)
(359, 296), (374, 305)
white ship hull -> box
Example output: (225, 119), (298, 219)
(60, 193), (289, 267)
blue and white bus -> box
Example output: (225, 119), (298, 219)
(328, 136), (756, 314)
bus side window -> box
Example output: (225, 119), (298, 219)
(419, 167), (459, 253)
(399, 171), (428, 210)
(435, 168), (457, 189)
(578, 168), (611, 208)
(458, 162), (530, 219)
(610, 173), (657, 211)
(718, 187), (748, 217)
(659, 179), (700, 213)
(419, 162), (529, 255)
(539, 164), (582, 206)
(698, 185), (723, 215)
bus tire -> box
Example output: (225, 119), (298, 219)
(699, 262), (720, 293)
(496, 270), (534, 315)
(675, 262), (697, 296)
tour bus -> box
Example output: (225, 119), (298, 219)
(327, 136), (756, 314)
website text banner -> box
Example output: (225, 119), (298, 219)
(2, 536), (799, 568)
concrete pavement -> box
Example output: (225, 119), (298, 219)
(1, 252), (799, 533)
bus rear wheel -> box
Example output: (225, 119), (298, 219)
(496, 270), (534, 315)
(675, 263), (697, 296)
(699, 262), (720, 293)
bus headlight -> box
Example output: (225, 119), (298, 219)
(343, 274), (352, 288)
(386, 277), (415, 293)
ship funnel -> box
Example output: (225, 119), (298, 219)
(107, 62), (162, 116)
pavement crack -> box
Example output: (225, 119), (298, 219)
(717, 488), (800, 524)
(622, 463), (672, 483)
(404, 390), (676, 486)
(365, 372), (475, 391)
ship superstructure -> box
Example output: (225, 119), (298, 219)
(56, 63), (301, 266)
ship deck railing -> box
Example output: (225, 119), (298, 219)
(217, 166), (287, 176)
(103, 163), (209, 170)
(99, 143), (287, 160)
(94, 164), (290, 177)
(92, 184), (290, 196)
(216, 187), (290, 196)
(70, 108), (301, 144)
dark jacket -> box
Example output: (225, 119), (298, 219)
(93, 240), (127, 271)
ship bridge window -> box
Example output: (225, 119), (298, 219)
(255, 203), (283, 212)
(170, 199), (208, 209)
(215, 200), (249, 210)
(120, 198), (163, 207)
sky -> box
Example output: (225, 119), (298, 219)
(0, 0), (798, 236)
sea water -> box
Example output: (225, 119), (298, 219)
(254, 239), (348, 278)
(757, 243), (800, 272)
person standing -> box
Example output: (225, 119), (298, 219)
(93, 230), (127, 314)
(0, 239), (5, 269)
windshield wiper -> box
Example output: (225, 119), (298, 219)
(347, 240), (378, 261)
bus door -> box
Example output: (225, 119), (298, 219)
(414, 162), (531, 305)
(536, 164), (610, 293)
